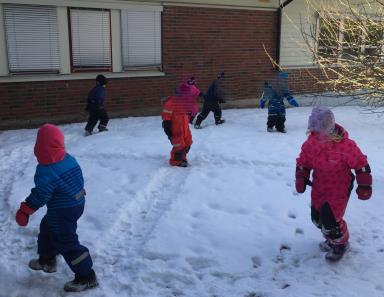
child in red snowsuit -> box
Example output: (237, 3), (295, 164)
(295, 107), (372, 261)
(162, 93), (195, 167)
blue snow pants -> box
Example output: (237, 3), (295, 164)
(37, 204), (93, 277)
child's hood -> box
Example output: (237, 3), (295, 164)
(177, 82), (200, 97)
(34, 124), (66, 165)
(308, 123), (349, 144)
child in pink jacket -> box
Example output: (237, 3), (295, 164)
(295, 107), (372, 262)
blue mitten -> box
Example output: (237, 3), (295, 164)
(260, 99), (266, 109)
(288, 96), (299, 107)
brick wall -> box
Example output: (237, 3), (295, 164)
(287, 68), (335, 94)
(0, 5), (324, 130)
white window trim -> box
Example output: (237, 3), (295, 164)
(0, 0), (163, 12)
(0, 70), (165, 83)
(57, 6), (71, 74)
(0, 4), (9, 76)
(111, 9), (122, 73)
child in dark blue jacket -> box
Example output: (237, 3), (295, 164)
(85, 74), (109, 136)
(259, 72), (298, 133)
(194, 72), (226, 129)
(16, 124), (98, 292)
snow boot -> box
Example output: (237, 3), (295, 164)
(319, 240), (332, 252)
(29, 257), (57, 273)
(215, 119), (225, 125)
(177, 160), (188, 167)
(325, 243), (349, 262)
(64, 270), (98, 292)
(84, 130), (92, 136)
(267, 127), (274, 132)
(98, 125), (108, 132)
(194, 123), (202, 129)
(277, 128), (287, 133)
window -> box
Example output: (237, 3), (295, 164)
(69, 8), (111, 71)
(317, 18), (340, 61)
(3, 4), (60, 74)
(121, 10), (161, 69)
(316, 16), (383, 63)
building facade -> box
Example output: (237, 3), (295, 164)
(0, 0), (338, 129)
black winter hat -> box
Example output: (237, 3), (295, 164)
(96, 74), (107, 86)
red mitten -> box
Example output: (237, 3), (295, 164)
(295, 166), (311, 193)
(355, 165), (372, 200)
(356, 186), (372, 200)
(16, 202), (35, 226)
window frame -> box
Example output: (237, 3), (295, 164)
(3, 4), (61, 75)
(67, 7), (113, 73)
(120, 9), (163, 71)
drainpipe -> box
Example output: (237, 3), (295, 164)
(276, 0), (295, 69)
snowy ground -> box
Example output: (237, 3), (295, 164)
(0, 106), (383, 297)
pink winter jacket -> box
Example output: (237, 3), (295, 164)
(296, 124), (368, 217)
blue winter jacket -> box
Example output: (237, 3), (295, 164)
(26, 154), (85, 211)
(87, 85), (106, 110)
(260, 84), (297, 116)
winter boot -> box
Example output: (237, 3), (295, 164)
(194, 123), (202, 129)
(98, 125), (108, 132)
(319, 240), (332, 252)
(29, 257), (57, 273)
(84, 130), (92, 136)
(177, 160), (188, 168)
(64, 270), (98, 292)
(215, 119), (225, 125)
(325, 243), (349, 262)
(267, 127), (274, 132)
(277, 128), (287, 133)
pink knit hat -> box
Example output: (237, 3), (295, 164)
(308, 106), (335, 134)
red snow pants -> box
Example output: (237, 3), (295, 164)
(169, 114), (192, 166)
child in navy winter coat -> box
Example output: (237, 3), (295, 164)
(16, 124), (98, 292)
(194, 72), (226, 129)
(259, 72), (298, 133)
(85, 74), (109, 136)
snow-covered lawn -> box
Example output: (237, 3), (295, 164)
(0, 106), (383, 297)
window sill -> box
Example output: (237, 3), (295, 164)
(0, 70), (165, 83)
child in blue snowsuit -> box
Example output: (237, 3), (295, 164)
(259, 72), (298, 133)
(85, 74), (109, 136)
(15, 124), (98, 292)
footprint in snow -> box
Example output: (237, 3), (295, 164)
(186, 257), (218, 271)
(245, 292), (269, 297)
(251, 256), (262, 268)
(280, 244), (291, 252)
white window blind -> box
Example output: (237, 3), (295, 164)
(70, 8), (111, 70)
(3, 4), (60, 73)
(121, 11), (161, 68)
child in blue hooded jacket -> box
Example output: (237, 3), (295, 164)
(259, 72), (299, 133)
(85, 74), (109, 136)
(15, 124), (98, 292)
